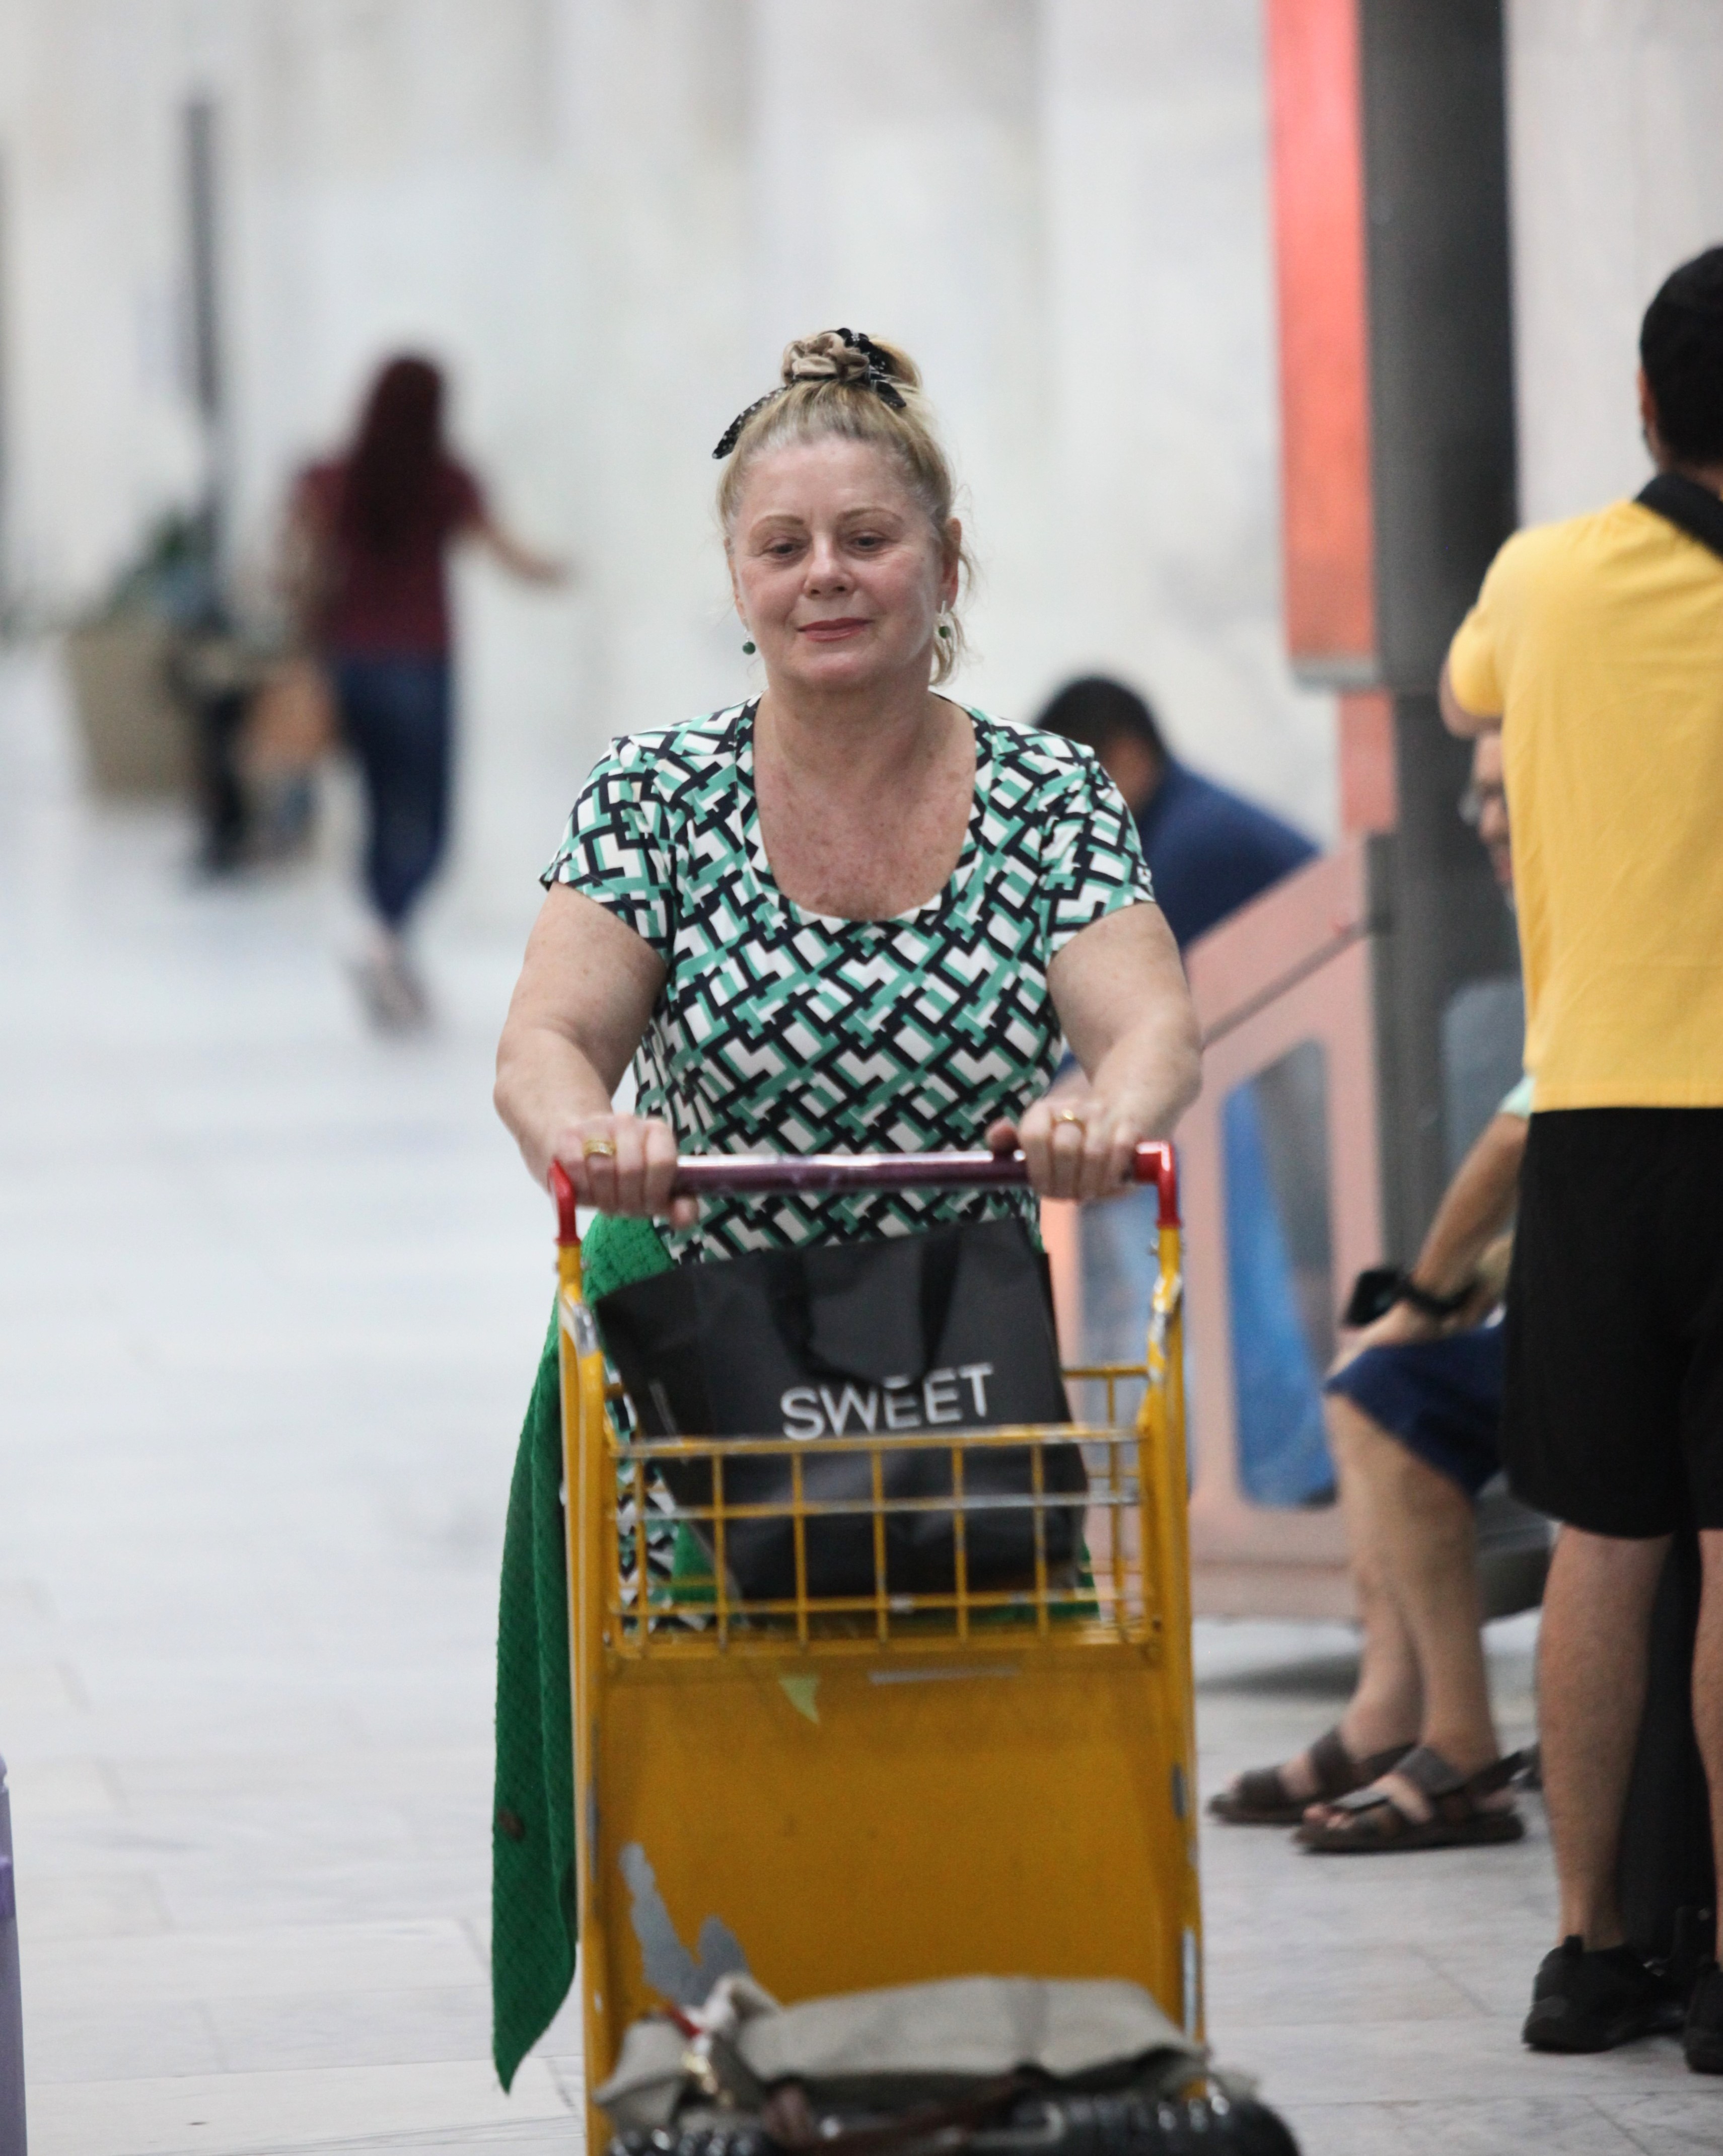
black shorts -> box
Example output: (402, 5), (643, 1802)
(1504, 1108), (1723, 1537)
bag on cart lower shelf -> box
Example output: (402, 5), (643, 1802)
(595, 1976), (1299, 2156)
(596, 1219), (1088, 1603)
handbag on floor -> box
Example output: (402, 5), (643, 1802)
(241, 653), (337, 777)
(595, 1218), (1085, 1603)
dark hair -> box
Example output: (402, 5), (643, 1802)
(341, 355), (447, 551)
(1035, 676), (1168, 763)
(1640, 247), (1723, 466)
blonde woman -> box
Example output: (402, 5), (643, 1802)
(495, 330), (1199, 1251)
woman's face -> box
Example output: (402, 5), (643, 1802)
(728, 436), (958, 699)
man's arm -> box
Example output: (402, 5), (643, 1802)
(1334, 1109), (1528, 1363)
(1407, 1109), (1527, 1301)
(1438, 656), (1500, 739)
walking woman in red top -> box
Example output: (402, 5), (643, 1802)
(292, 355), (563, 1029)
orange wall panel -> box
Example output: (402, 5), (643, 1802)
(1266, 0), (1376, 680)
(1337, 691), (1396, 832)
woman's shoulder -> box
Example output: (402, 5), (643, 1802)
(584, 704), (751, 800)
(435, 459), (487, 530)
(970, 711), (1108, 798)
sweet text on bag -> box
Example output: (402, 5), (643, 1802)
(780, 1362), (997, 1438)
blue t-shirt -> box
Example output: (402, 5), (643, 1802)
(1136, 761), (1316, 950)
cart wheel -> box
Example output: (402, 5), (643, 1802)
(992, 2091), (1302, 2156)
(607, 2094), (1302, 2156)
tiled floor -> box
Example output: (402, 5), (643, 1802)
(1196, 1622), (1720, 2151)
(2, 646), (1716, 2153)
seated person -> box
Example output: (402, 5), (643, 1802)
(1039, 677), (1334, 1500)
(1211, 731), (1533, 1848)
(1035, 675), (1315, 950)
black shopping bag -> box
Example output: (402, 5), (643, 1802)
(595, 1218), (1085, 1602)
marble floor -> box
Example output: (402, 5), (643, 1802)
(1, 647), (1716, 2154)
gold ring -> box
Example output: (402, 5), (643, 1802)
(581, 1136), (618, 1161)
(1053, 1110), (1085, 1128)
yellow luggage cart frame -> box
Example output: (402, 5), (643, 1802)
(552, 1147), (1200, 2148)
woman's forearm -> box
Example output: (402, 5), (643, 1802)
(1009, 903), (1201, 1200)
(493, 886), (667, 1189)
(1084, 1003), (1202, 1137)
(493, 1023), (618, 1187)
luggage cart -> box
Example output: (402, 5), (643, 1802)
(549, 1146), (1199, 2150)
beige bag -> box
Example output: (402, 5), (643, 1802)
(594, 1975), (1207, 2131)
(243, 655), (338, 777)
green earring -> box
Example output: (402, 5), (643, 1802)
(742, 639), (756, 655)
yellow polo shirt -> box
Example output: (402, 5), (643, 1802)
(1447, 497), (1723, 1108)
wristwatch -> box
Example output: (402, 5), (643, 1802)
(1398, 1272), (1478, 1321)
(1341, 1265), (1478, 1328)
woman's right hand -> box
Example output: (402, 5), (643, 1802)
(550, 1113), (697, 1227)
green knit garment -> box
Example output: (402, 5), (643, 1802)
(490, 1213), (673, 2091)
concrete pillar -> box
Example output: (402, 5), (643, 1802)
(741, 1), (1046, 726)
(1038, 0), (1337, 839)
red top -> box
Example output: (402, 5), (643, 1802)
(301, 458), (485, 658)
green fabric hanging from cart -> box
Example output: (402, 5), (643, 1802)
(490, 1212), (673, 2092)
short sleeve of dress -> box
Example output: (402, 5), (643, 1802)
(1039, 752), (1157, 955)
(438, 460), (488, 541)
(540, 738), (675, 958)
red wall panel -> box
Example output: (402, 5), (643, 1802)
(1266, 0), (1376, 681)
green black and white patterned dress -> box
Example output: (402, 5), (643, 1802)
(542, 701), (1155, 1265)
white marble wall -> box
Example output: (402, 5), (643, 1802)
(0, 0), (1342, 934)
(1036, 5), (1331, 838)
(1506, 0), (1723, 524)
(5, 1), (1720, 925)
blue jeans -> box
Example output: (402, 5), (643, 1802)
(334, 655), (453, 929)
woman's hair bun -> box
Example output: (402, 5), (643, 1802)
(780, 330), (921, 393)
(716, 324), (970, 685)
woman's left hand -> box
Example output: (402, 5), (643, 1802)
(985, 1084), (1158, 1204)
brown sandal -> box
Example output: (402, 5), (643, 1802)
(1295, 1744), (1529, 1852)
(1207, 1725), (1414, 1827)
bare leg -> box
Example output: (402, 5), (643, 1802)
(1237, 1396), (1422, 1805)
(1331, 1404), (1498, 1772)
(1693, 1531), (1723, 1925)
(1328, 1398), (1435, 1753)
(1539, 1524), (1670, 1946)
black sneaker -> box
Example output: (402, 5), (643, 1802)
(1685, 1961), (1723, 2073)
(1523, 1935), (1670, 2053)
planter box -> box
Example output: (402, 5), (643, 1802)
(63, 614), (190, 796)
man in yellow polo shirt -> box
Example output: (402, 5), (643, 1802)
(1442, 244), (1723, 2073)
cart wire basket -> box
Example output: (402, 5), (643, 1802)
(550, 1146), (1201, 2151)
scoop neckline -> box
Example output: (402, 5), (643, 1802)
(736, 699), (990, 932)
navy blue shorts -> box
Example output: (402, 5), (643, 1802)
(1323, 1322), (1505, 1498)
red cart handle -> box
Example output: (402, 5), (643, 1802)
(549, 1141), (1178, 1247)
